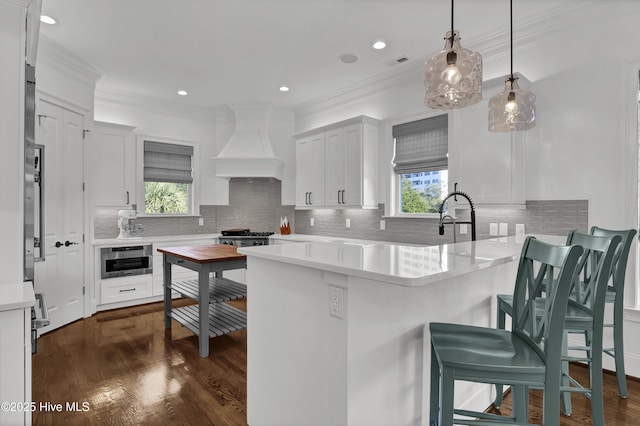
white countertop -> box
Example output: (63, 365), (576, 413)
(270, 233), (424, 246)
(0, 282), (35, 311)
(239, 235), (566, 287)
(92, 233), (220, 246)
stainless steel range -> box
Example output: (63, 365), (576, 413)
(219, 229), (274, 246)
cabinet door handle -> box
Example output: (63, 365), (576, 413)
(119, 288), (136, 293)
(309, 192), (312, 205)
(337, 190), (342, 204)
(342, 189), (345, 204)
(126, 191), (130, 205)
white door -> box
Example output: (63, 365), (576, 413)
(34, 99), (85, 333)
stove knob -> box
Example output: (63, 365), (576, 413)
(253, 241), (258, 246)
(222, 241), (228, 245)
(229, 241), (235, 246)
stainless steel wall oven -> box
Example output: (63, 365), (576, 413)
(101, 244), (153, 279)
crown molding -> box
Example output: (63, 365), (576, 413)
(293, 0), (598, 118)
(38, 35), (103, 87)
(94, 87), (216, 122)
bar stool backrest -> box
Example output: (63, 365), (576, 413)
(590, 226), (637, 296)
(511, 237), (584, 361)
(565, 230), (621, 317)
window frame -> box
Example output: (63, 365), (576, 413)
(387, 112), (450, 219)
(136, 135), (200, 217)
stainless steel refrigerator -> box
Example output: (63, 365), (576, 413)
(24, 63), (49, 353)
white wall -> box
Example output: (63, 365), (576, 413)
(294, 2), (640, 377)
(0, 0), (27, 285)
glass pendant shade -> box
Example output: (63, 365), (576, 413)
(488, 75), (535, 132)
(424, 30), (483, 110)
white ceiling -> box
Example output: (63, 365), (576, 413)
(39, 0), (589, 111)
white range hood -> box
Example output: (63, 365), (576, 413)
(212, 105), (284, 180)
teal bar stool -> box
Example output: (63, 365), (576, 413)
(494, 231), (620, 425)
(590, 226), (637, 398)
(429, 237), (584, 426)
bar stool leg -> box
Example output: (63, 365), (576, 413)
(613, 297), (628, 398)
(429, 345), (441, 426)
(440, 366), (455, 426)
(591, 331), (605, 426)
(561, 331), (572, 415)
(512, 384), (528, 423)
(494, 302), (507, 408)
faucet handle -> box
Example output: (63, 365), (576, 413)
(439, 225), (445, 235)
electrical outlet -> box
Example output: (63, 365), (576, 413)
(489, 223), (498, 236)
(459, 224), (467, 234)
(329, 286), (344, 319)
(198, 217), (204, 226)
(310, 217), (314, 226)
(499, 223), (508, 236)
(346, 218), (351, 228)
(380, 220), (385, 231)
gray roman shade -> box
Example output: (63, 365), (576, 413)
(144, 141), (193, 184)
(392, 114), (448, 174)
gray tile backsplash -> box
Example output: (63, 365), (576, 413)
(294, 200), (589, 245)
(93, 178), (295, 239)
(94, 183), (588, 245)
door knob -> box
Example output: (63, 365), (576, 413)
(64, 240), (78, 247)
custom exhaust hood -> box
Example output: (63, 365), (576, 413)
(212, 105), (284, 180)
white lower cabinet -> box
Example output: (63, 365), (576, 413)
(0, 307), (31, 426)
(99, 275), (152, 305)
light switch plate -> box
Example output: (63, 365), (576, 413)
(499, 223), (508, 236)
(489, 223), (498, 236)
(346, 218), (351, 228)
(516, 223), (525, 237)
(459, 224), (467, 234)
(380, 220), (385, 231)
(310, 217), (314, 226)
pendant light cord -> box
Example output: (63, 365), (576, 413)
(451, 0), (454, 36)
(510, 0), (513, 78)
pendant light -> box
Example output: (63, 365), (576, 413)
(488, 0), (536, 132)
(424, 0), (483, 110)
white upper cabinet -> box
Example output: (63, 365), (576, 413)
(89, 121), (137, 207)
(295, 116), (379, 209)
(295, 132), (326, 208)
(448, 78), (527, 206)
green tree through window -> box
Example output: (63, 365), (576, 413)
(145, 182), (188, 214)
(400, 176), (443, 213)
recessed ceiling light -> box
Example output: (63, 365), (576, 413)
(279, 86), (290, 92)
(372, 40), (386, 50)
(177, 90), (188, 96)
(40, 15), (57, 25)
(339, 53), (359, 64)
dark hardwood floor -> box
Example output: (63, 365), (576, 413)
(32, 300), (640, 425)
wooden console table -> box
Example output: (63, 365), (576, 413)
(157, 244), (247, 357)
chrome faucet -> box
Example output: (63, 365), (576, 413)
(438, 191), (476, 241)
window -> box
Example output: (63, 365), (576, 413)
(392, 115), (448, 214)
(143, 140), (194, 215)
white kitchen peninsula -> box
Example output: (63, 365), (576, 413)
(239, 236), (562, 426)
